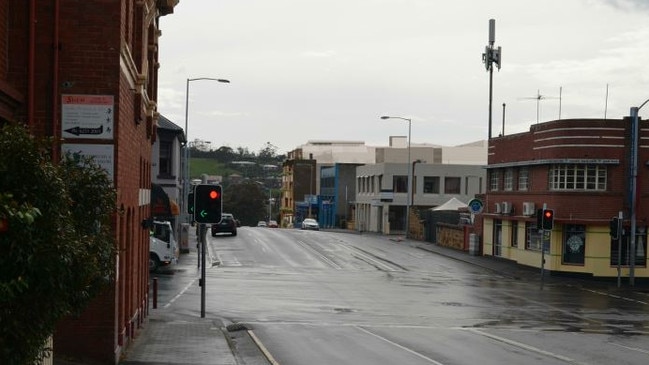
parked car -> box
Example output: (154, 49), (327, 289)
(268, 220), (279, 228)
(301, 218), (319, 230)
(257, 221), (267, 227)
(211, 213), (237, 236)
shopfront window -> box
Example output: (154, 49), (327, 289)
(563, 224), (586, 265)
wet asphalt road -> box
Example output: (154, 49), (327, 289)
(155, 227), (649, 365)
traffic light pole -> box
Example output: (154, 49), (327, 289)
(615, 211), (623, 288)
(200, 223), (206, 318)
(540, 204), (546, 283)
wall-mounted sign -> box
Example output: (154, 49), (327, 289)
(62, 94), (114, 140)
(62, 143), (114, 181)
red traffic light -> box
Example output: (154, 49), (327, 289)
(544, 210), (553, 219)
(209, 190), (219, 199)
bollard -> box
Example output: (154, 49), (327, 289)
(152, 277), (158, 309)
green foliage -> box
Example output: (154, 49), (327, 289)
(223, 181), (267, 226)
(0, 123), (116, 364)
(190, 158), (234, 180)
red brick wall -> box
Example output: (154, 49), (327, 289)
(1, 1), (168, 363)
(486, 118), (635, 224)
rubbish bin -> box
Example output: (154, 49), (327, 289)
(180, 223), (189, 253)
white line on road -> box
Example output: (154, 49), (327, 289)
(465, 328), (585, 364)
(608, 341), (649, 354)
(354, 326), (447, 365)
(581, 288), (648, 305)
(163, 278), (197, 309)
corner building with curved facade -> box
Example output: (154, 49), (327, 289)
(481, 117), (648, 280)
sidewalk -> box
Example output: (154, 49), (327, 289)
(118, 231), (255, 365)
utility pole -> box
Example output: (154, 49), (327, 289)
(482, 19), (502, 140)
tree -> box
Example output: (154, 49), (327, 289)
(223, 181), (267, 226)
(0, 123), (116, 364)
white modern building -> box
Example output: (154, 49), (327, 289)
(355, 163), (486, 235)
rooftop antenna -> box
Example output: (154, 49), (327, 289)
(482, 19), (502, 140)
(519, 89), (559, 124)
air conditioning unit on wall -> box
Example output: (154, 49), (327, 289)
(501, 202), (511, 214)
(522, 202), (535, 216)
(494, 202), (502, 214)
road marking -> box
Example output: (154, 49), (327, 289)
(580, 288), (648, 305)
(355, 326), (446, 365)
(296, 240), (342, 269)
(465, 328), (583, 364)
(609, 341), (649, 354)
(163, 278), (196, 309)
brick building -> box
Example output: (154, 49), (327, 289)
(0, 1), (178, 363)
(481, 118), (648, 280)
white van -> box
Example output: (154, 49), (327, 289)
(149, 220), (179, 271)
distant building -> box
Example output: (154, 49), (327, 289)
(281, 138), (487, 230)
(355, 163), (486, 235)
(152, 115), (184, 237)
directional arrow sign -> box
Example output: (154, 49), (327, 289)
(64, 125), (104, 136)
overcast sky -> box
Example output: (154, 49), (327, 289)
(157, 0), (649, 155)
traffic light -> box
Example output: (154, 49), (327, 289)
(609, 217), (621, 240)
(187, 191), (195, 215)
(542, 209), (554, 230)
(536, 208), (543, 229)
(193, 184), (222, 224)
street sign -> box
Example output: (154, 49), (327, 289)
(467, 198), (484, 214)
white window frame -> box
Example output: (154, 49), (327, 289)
(549, 164), (607, 191)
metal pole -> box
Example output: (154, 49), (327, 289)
(629, 106), (639, 286)
(488, 65), (493, 139)
(184, 79), (190, 226)
(309, 163), (313, 218)
(617, 210), (623, 288)
(200, 224), (206, 318)
(406, 118), (412, 239)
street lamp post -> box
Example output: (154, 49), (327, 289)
(183, 77), (229, 224)
(412, 159), (423, 211)
(381, 116), (412, 238)
(629, 98), (649, 286)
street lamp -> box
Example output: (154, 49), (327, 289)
(183, 77), (229, 224)
(381, 115), (412, 238)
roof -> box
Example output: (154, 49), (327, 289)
(157, 115), (186, 142)
(431, 197), (468, 211)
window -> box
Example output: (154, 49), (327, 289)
(525, 222), (548, 251)
(490, 170), (499, 191)
(493, 219), (502, 256)
(549, 164), (607, 191)
(444, 177), (461, 194)
(518, 167), (529, 191)
(393, 175), (408, 193)
(563, 224), (586, 265)
(423, 176), (440, 194)
(610, 227), (647, 267)
(158, 140), (172, 177)
(511, 221), (518, 248)
(504, 168), (514, 191)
